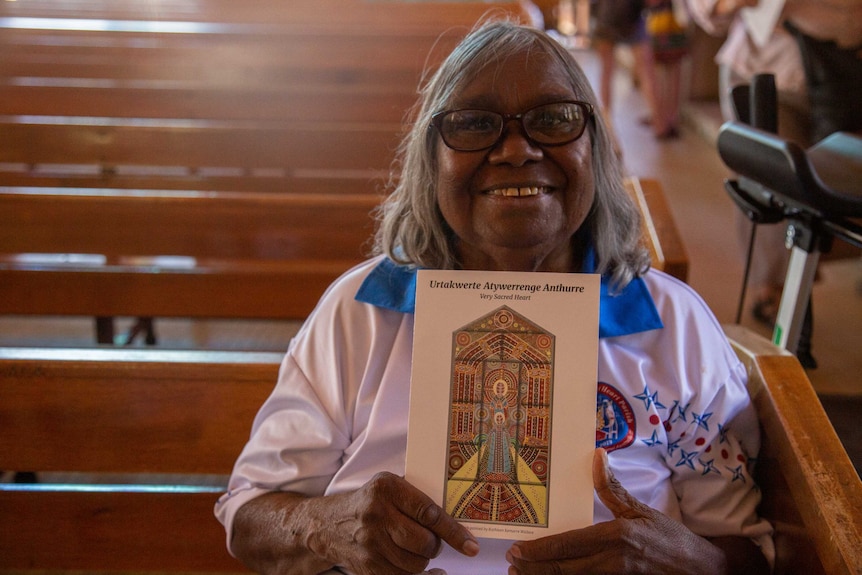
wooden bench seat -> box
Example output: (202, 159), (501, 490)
(2, 327), (858, 573)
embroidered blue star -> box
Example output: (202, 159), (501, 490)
(675, 449), (699, 470)
(726, 464), (747, 483)
(669, 400), (690, 423)
(677, 401), (690, 422)
(642, 430), (663, 447)
(667, 437), (682, 456)
(692, 411), (713, 432)
(634, 386), (667, 411)
(699, 458), (721, 476)
(717, 423), (729, 444)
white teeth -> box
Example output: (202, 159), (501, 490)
(489, 187), (543, 197)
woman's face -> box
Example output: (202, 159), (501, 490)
(435, 47), (595, 272)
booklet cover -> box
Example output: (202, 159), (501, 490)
(406, 269), (599, 541)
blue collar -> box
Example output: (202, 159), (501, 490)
(355, 255), (663, 338)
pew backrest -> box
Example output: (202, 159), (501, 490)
(0, 0), (528, 191)
(0, 346), (283, 572)
(0, 187), (380, 322)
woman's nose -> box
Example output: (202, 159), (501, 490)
(487, 120), (544, 166)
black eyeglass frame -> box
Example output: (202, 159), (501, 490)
(430, 100), (594, 152)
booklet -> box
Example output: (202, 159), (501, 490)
(406, 269), (599, 541)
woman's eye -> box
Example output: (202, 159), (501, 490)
(452, 113), (496, 133)
(536, 110), (572, 127)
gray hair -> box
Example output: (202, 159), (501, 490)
(372, 19), (650, 290)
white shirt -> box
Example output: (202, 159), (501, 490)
(686, 0), (806, 93)
(216, 256), (773, 573)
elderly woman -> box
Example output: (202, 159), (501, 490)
(215, 20), (772, 575)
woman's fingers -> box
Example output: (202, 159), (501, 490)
(592, 448), (651, 520)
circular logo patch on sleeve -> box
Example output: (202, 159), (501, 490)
(596, 382), (636, 452)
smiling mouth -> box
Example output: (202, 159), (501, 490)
(486, 186), (549, 197)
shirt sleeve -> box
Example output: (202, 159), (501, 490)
(213, 347), (352, 554)
(666, 362), (773, 540)
(647, 273), (775, 564)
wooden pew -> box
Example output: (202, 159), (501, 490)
(0, 0), (682, 342)
(0, 27), (460, 91)
(0, 346), (281, 573)
(0, 1), (528, 191)
(0, 82), (419, 124)
(725, 324), (862, 575)
(627, 176), (688, 282)
(0, 187), (380, 341)
(0, 177), (685, 341)
(1, 326), (857, 573)
(0, 0), (526, 30)
(0, 117), (403, 173)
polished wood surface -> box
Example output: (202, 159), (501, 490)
(0, 0), (526, 29)
(0, 0), (526, 191)
(0, 120), (403, 173)
(0, 0), (527, 334)
(0, 347), (280, 474)
(725, 324), (862, 575)
(1, 188), (378, 260)
(0, 346), (281, 572)
(626, 177), (689, 282)
(0, 188), (378, 321)
(0, 489), (247, 572)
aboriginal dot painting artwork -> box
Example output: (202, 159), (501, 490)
(444, 305), (553, 526)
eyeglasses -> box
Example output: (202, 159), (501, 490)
(431, 101), (593, 152)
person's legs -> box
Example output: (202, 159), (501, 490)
(653, 57), (684, 138)
(595, 38), (617, 114)
(630, 40), (658, 127)
(658, 58), (682, 136)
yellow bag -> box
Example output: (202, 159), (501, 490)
(646, 8), (684, 36)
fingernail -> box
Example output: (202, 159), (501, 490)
(508, 543), (522, 559)
(463, 539), (480, 556)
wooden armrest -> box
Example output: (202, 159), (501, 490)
(624, 177), (689, 282)
(724, 324), (862, 575)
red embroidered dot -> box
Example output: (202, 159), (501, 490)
(721, 449), (729, 459)
(695, 437), (706, 446)
(705, 445), (712, 453)
(650, 415), (660, 425)
(664, 421), (672, 432)
(737, 454), (746, 462)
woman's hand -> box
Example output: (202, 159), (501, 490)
(504, 449), (762, 575)
(232, 471), (478, 575)
(306, 471), (478, 575)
